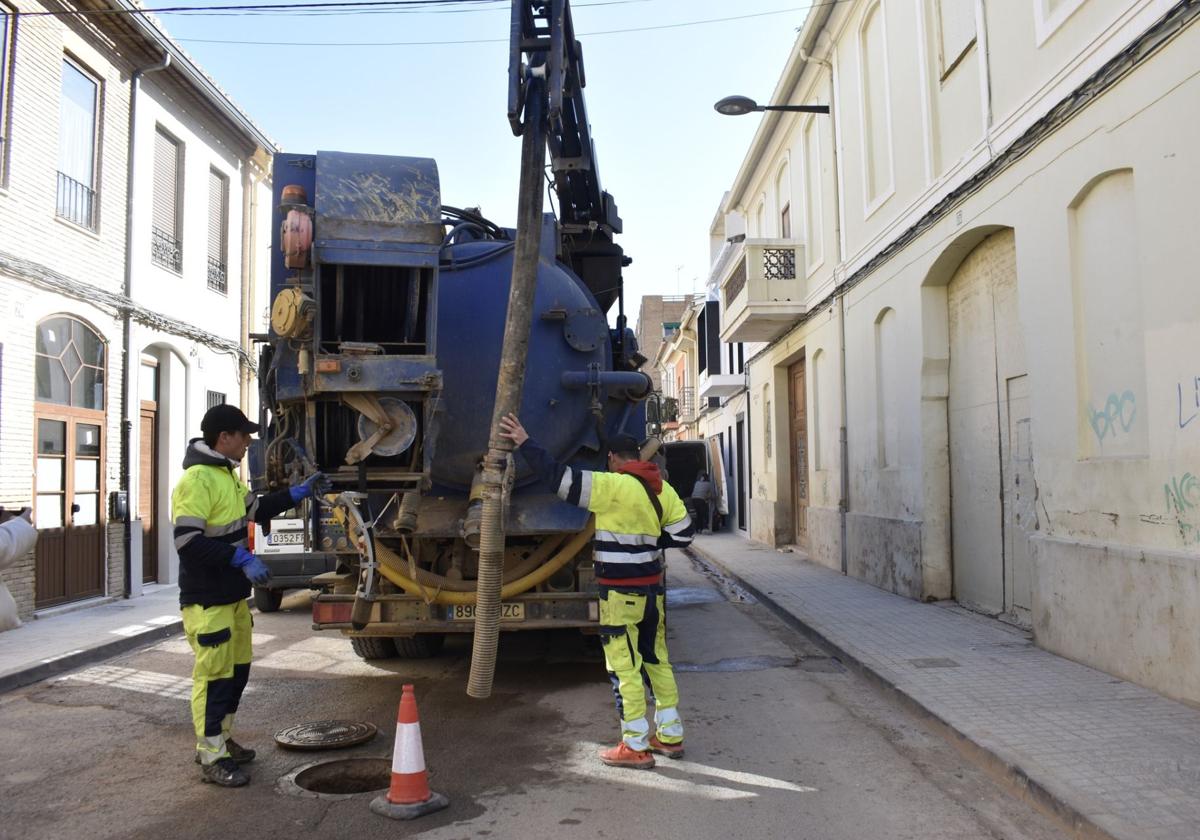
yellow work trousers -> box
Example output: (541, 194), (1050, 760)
(182, 599), (252, 765)
(598, 586), (684, 751)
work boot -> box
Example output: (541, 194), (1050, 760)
(649, 735), (684, 759)
(598, 742), (655, 769)
(200, 757), (250, 787)
(194, 739), (256, 766)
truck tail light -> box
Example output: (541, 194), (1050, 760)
(313, 600), (353, 624)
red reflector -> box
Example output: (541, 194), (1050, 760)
(313, 601), (353, 624)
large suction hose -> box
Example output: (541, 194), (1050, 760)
(468, 77), (547, 699)
(372, 523), (594, 606)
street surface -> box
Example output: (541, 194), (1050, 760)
(0, 552), (1068, 839)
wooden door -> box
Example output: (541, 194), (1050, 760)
(139, 402), (159, 583)
(788, 358), (809, 546)
(34, 413), (105, 608)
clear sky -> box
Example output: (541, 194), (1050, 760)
(150, 0), (812, 328)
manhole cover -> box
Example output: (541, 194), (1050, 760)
(278, 757), (392, 800)
(275, 720), (378, 751)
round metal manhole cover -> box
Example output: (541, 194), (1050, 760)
(274, 720), (378, 751)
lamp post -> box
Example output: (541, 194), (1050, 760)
(714, 95), (830, 116)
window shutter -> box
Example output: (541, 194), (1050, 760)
(153, 130), (179, 235)
(207, 169), (227, 263)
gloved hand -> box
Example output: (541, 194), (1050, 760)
(232, 547), (271, 587)
(289, 471), (329, 504)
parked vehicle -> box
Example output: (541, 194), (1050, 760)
(247, 510), (339, 613)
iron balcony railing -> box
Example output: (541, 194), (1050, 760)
(207, 256), (228, 294)
(56, 171), (96, 230)
(677, 386), (697, 422)
(152, 227), (182, 273)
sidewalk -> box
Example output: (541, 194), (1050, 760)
(0, 586), (184, 694)
(690, 533), (1200, 840)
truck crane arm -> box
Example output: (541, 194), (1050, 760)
(508, 0), (627, 315)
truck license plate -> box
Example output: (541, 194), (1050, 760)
(450, 603), (525, 621)
(268, 532), (305, 546)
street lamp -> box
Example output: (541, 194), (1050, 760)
(714, 95), (830, 116)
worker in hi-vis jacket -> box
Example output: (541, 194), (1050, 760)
(171, 403), (326, 787)
(499, 413), (695, 769)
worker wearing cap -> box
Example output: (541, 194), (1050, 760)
(499, 414), (694, 770)
(171, 403), (326, 787)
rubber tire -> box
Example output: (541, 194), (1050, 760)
(253, 587), (284, 613)
(350, 636), (398, 660)
(393, 634), (446, 659)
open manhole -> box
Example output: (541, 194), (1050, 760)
(278, 757), (393, 800)
(275, 720), (378, 751)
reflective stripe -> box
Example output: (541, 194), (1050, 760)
(556, 468), (573, 499)
(206, 519), (247, 538)
(577, 470), (592, 509)
(621, 716), (650, 751)
(655, 706), (684, 741)
(595, 549), (659, 566)
(177, 515), (207, 531)
(595, 530), (658, 548)
(664, 515), (692, 535)
(391, 721), (427, 774)
(175, 529), (202, 549)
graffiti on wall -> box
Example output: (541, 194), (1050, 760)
(1163, 472), (1200, 546)
(1178, 377), (1200, 430)
(1086, 390), (1137, 442)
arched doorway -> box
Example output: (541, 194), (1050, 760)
(33, 316), (107, 608)
(946, 230), (1032, 625)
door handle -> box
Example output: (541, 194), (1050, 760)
(71, 503), (81, 515)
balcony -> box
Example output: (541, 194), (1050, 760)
(718, 238), (807, 343)
(699, 370), (745, 401)
(56, 172), (96, 230)
(677, 386), (697, 424)
(207, 256), (228, 294)
(152, 227), (182, 273)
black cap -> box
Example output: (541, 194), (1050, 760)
(607, 433), (641, 457)
(201, 404), (260, 437)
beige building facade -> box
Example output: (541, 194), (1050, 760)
(0, 1), (273, 621)
(715, 0), (1200, 704)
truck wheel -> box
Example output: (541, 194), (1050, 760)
(350, 636), (397, 660)
(393, 634), (445, 659)
(253, 587), (284, 613)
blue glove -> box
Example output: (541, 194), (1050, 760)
(290, 471), (328, 504)
(232, 547), (271, 587)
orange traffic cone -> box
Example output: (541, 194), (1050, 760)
(370, 684), (450, 820)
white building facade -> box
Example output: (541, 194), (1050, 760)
(0, 0), (274, 620)
(716, 0), (1200, 704)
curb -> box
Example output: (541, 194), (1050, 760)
(686, 543), (1118, 840)
(0, 620), (184, 696)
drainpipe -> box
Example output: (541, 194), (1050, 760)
(975, 0), (996, 157)
(120, 50), (171, 598)
(238, 159), (257, 467)
(800, 37), (849, 575)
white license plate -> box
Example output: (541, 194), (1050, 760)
(449, 603), (526, 621)
(268, 532), (305, 546)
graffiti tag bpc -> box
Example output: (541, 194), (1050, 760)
(1178, 377), (1200, 430)
(1087, 390), (1136, 442)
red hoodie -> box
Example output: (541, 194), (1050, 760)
(616, 460), (663, 495)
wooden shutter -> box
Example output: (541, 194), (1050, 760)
(153, 129), (179, 235)
(207, 169), (227, 264)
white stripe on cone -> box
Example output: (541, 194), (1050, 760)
(391, 721), (427, 774)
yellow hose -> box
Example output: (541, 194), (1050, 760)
(373, 522), (595, 606)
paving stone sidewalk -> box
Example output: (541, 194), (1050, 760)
(0, 586), (183, 694)
(690, 533), (1200, 840)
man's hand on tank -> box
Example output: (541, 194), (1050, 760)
(498, 413), (529, 446)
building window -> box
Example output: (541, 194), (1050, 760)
(935, 0), (975, 79)
(0, 5), (13, 185)
(802, 117), (823, 268)
(207, 168), (229, 294)
(206, 390), (226, 410)
(152, 127), (183, 273)
(56, 58), (99, 230)
(737, 343), (745, 374)
(859, 2), (894, 207)
(776, 162), (791, 239)
(35, 316), (105, 410)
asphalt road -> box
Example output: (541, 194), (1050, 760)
(0, 552), (1068, 840)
